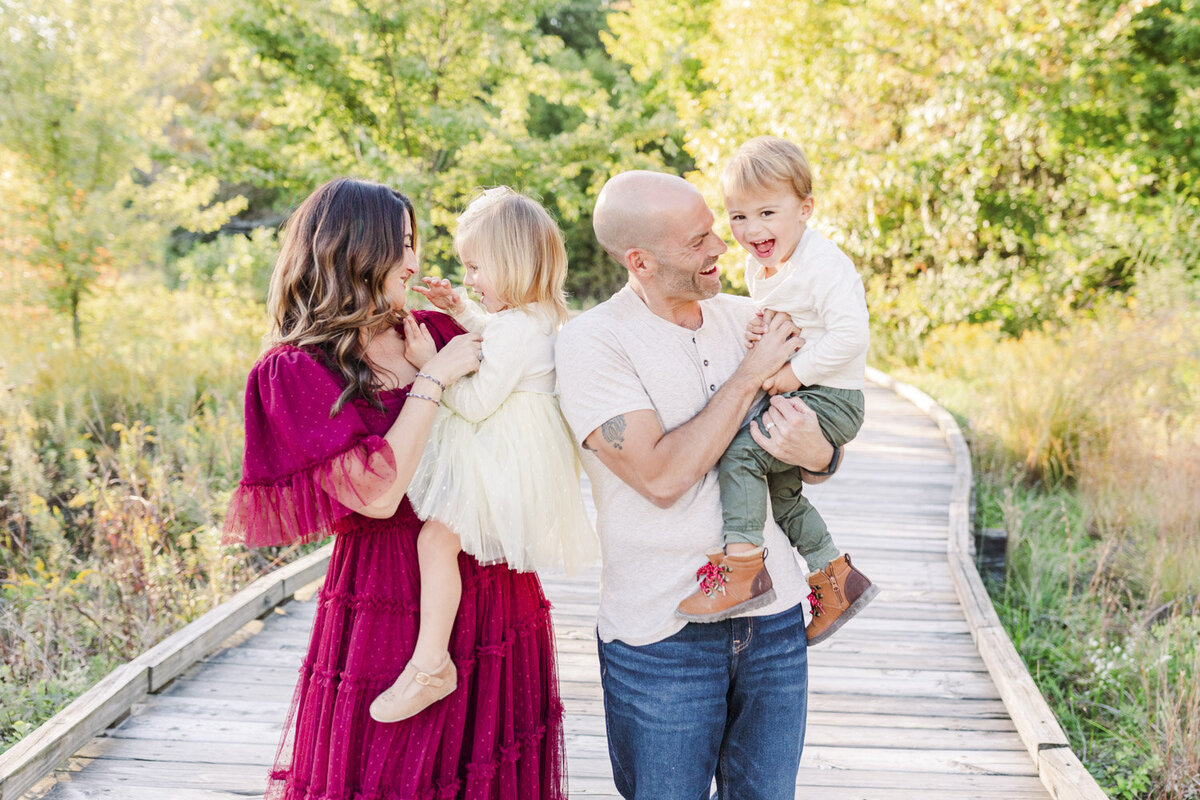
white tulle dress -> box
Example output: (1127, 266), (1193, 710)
(407, 303), (597, 574)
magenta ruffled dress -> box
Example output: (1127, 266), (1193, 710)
(223, 310), (566, 800)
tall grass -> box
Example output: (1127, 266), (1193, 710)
(892, 304), (1200, 799)
(0, 277), (307, 751)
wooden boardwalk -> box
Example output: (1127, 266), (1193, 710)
(14, 377), (1100, 799)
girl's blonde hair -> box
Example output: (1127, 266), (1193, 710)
(267, 177), (416, 414)
(454, 187), (569, 326)
(721, 135), (813, 201)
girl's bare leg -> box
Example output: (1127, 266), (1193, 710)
(410, 519), (462, 670)
(368, 519), (462, 723)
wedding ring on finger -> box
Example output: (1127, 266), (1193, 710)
(764, 421), (776, 432)
(477, 350), (484, 361)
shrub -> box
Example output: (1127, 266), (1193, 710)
(0, 277), (306, 752)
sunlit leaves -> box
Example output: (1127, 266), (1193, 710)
(0, 0), (245, 339)
(603, 0), (1200, 339)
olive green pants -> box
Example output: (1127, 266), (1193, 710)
(718, 386), (864, 570)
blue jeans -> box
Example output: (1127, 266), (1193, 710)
(597, 604), (808, 800)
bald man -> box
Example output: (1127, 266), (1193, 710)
(556, 171), (837, 799)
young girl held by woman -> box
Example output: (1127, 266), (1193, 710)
(369, 187), (597, 723)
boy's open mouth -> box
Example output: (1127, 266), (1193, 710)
(752, 239), (775, 259)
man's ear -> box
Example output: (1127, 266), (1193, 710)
(625, 248), (652, 277)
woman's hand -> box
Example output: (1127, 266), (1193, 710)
(412, 277), (462, 314)
(421, 331), (483, 386)
(402, 316), (438, 369)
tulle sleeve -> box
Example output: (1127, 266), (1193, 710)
(221, 346), (398, 548)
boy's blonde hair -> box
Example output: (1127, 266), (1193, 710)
(721, 136), (813, 201)
(454, 187), (569, 327)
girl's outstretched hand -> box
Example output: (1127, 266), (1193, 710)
(412, 277), (462, 314)
(402, 316), (438, 369)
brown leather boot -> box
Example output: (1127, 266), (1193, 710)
(805, 553), (879, 645)
(676, 546), (777, 623)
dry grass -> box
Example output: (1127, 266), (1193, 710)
(0, 278), (304, 751)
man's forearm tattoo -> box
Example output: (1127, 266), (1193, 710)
(600, 415), (627, 450)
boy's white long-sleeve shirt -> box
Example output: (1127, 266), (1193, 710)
(743, 228), (869, 390)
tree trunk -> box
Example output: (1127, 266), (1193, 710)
(71, 287), (81, 345)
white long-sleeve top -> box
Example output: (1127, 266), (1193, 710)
(743, 228), (869, 390)
(441, 299), (558, 423)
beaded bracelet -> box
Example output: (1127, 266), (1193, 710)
(408, 392), (440, 406)
(414, 371), (446, 390)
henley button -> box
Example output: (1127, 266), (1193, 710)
(710, 384), (716, 391)
(703, 359), (709, 366)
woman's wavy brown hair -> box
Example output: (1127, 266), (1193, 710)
(267, 177), (417, 415)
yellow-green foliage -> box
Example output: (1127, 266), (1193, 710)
(0, 278), (298, 751)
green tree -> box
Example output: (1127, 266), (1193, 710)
(604, 0), (1200, 342)
(0, 0), (245, 341)
(182, 0), (685, 303)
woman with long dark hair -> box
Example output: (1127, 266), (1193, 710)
(223, 177), (567, 800)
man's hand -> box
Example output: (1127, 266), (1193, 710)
(735, 312), (802, 389)
(762, 363), (802, 394)
(749, 395), (836, 481)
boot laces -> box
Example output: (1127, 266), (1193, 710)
(807, 589), (825, 618)
(695, 562), (730, 597)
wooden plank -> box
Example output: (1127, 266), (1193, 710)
(559, 712), (1023, 746)
(161, 678), (297, 704)
(808, 693), (1010, 719)
(799, 744), (1039, 776)
(1039, 745), (1110, 800)
(75, 738), (277, 767)
(974, 627), (1071, 756)
(803, 725), (1027, 752)
(22, 759), (267, 793)
(169, 662), (300, 688)
(103, 714), (284, 743)
(36, 785), (250, 800)
(806, 709), (1018, 733)
(3, 547), (332, 800)
(794, 766), (1050, 796)
(131, 696), (289, 722)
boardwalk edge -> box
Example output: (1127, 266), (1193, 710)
(0, 544), (333, 800)
(866, 366), (1109, 800)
